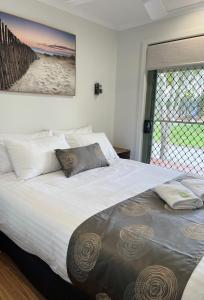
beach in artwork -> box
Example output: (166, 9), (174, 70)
(9, 54), (75, 95)
(0, 11), (76, 96)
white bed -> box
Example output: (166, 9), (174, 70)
(0, 159), (203, 299)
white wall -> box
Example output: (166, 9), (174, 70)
(0, 0), (117, 141)
(114, 9), (204, 160)
(2, 2), (204, 152)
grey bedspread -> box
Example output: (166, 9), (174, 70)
(67, 178), (204, 300)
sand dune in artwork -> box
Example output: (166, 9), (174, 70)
(9, 54), (75, 96)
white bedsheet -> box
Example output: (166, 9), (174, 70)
(0, 159), (203, 299)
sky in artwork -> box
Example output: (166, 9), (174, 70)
(0, 11), (76, 57)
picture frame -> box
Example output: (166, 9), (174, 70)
(0, 11), (76, 96)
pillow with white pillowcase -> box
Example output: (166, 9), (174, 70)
(65, 132), (119, 162)
(52, 125), (92, 135)
(5, 135), (69, 180)
(0, 130), (52, 174)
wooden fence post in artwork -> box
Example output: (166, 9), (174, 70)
(0, 19), (37, 90)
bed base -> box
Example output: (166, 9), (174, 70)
(0, 231), (89, 300)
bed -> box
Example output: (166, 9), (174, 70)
(0, 158), (204, 300)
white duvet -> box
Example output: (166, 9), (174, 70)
(0, 159), (203, 299)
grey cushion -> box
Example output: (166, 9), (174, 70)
(55, 143), (109, 177)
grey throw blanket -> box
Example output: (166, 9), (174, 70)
(67, 178), (204, 300)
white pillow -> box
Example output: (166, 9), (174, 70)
(0, 130), (52, 174)
(65, 133), (119, 162)
(0, 130), (52, 142)
(52, 125), (92, 135)
(0, 144), (12, 174)
(6, 135), (69, 180)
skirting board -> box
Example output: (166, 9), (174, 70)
(0, 231), (90, 300)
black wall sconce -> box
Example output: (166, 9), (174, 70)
(94, 82), (103, 95)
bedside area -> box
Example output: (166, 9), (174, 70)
(114, 147), (130, 159)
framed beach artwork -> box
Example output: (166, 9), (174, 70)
(0, 12), (76, 96)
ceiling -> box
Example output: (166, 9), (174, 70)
(36, 0), (204, 30)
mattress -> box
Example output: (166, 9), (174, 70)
(0, 159), (203, 299)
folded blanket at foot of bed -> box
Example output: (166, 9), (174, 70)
(66, 176), (204, 300)
(154, 182), (203, 210)
(182, 179), (204, 201)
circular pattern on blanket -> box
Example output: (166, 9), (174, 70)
(68, 247), (88, 282)
(117, 224), (154, 260)
(69, 253), (89, 283)
(74, 233), (101, 272)
(96, 293), (111, 300)
(195, 255), (203, 265)
(135, 265), (178, 300)
(183, 224), (204, 240)
(121, 203), (150, 217)
(123, 282), (136, 300)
